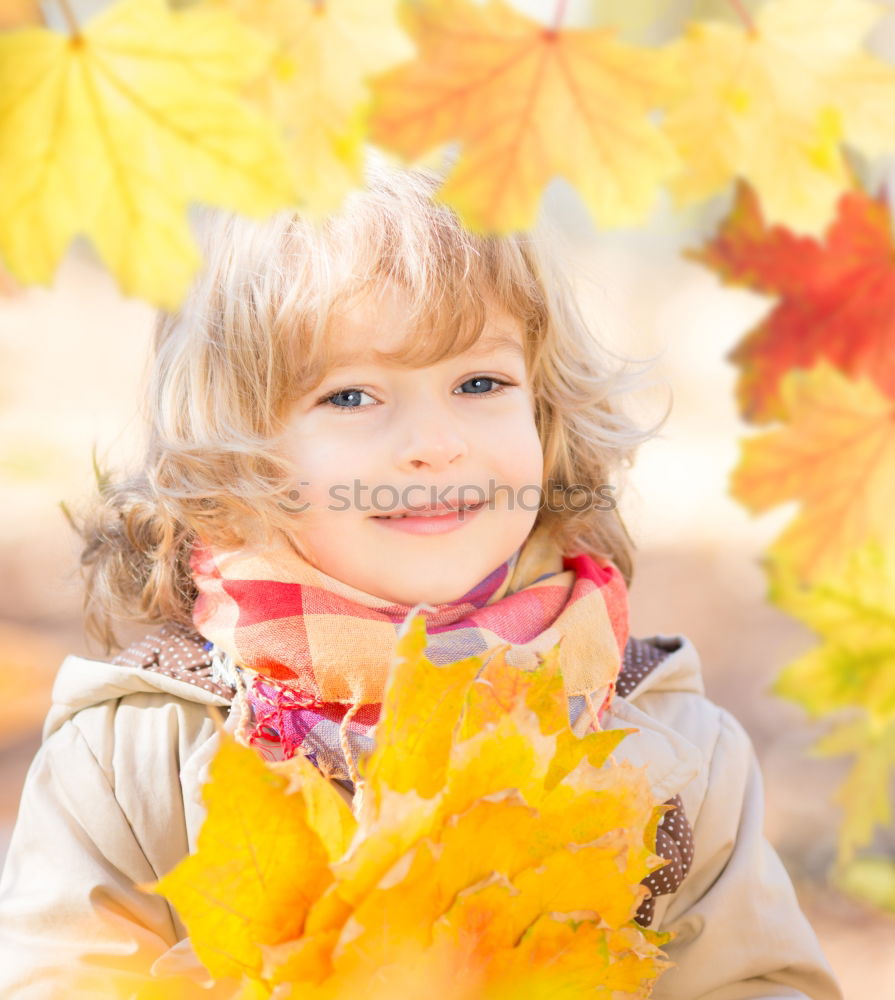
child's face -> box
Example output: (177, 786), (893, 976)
(277, 283), (544, 605)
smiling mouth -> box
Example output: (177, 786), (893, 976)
(372, 502), (487, 520)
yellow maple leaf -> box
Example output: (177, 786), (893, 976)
(360, 617), (482, 800)
(369, 0), (680, 232)
(767, 543), (895, 863)
(769, 543), (895, 726)
(806, 714), (895, 866)
(488, 914), (665, 995)
(663, 0), (895, 235)
(144, 613), (673, 997)
(204, 0), (414, 218)
(731, 362), (895, 582)
(0, 0), (294, 309)
(269, 751), (357, 863)
(148, 733), (338, 980)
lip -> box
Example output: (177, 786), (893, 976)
(379, 499), (483, 516)
(372, 501), (486, 534)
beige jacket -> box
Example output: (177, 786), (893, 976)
(0, 632), (844, 1000)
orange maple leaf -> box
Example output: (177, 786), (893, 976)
(731, 362), (895, 583)
(369, 0), (680, 232)
(692, 182), (895, 425)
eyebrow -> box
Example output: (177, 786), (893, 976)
(467, 333), (526, 359)
(334, 332), (526, 367)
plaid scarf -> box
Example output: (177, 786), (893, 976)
(189, 522), (629, 787)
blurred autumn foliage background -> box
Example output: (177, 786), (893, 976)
(2, 0), (895, 995)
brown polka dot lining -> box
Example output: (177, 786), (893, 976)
(614, 636), (694, 926)
(615, 635), (683, 700)
(634, 793), (695, 927)
(110, 621), (235, 701)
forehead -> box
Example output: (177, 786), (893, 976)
(322, 284), (527, 369)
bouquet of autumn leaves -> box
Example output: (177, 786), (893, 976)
(141, 615), (677, 999)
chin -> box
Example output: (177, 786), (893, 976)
(380, 582), (468, 607)
(386, 591), (456, 607)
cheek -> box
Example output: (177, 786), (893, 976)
(284, 431), (362, 484)
(493, 413), (543, 482)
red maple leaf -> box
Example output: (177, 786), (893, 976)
(690, 182), (895, 425)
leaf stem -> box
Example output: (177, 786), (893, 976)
(57, 0), (81, 36)
(729, 0), (756, 34)
(552, 0), (568, 31)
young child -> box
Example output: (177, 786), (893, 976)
(0, 163), (843, 999)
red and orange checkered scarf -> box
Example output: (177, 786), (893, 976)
(189, 521), (629, 787)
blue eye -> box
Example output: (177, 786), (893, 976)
(459, 376), (506, 395)
(325, 388), (371, 410)
(319, 377), (511, 414)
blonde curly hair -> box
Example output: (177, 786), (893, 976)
(68, 160), (664, 653)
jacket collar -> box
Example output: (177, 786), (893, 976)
(594, 634), (707, 802)
(42, 653), (231, 742)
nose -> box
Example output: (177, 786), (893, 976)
(394, 406), (468, 471)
